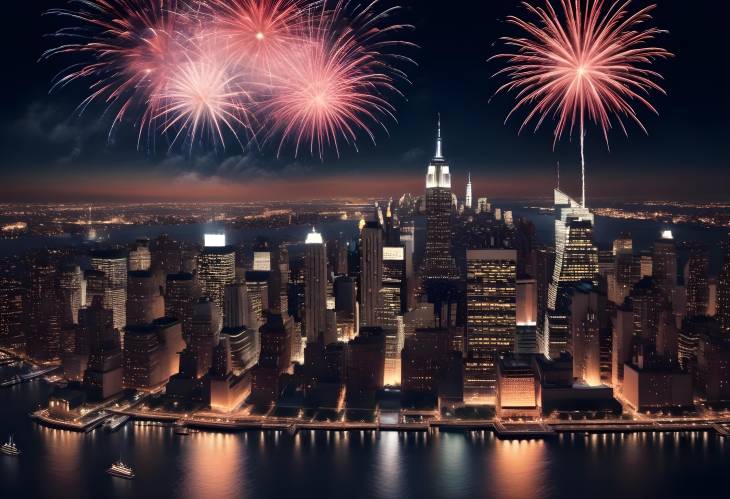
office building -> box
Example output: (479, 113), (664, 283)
(685, 244), (710, 317)
(360, 220), (383, 327)
(719, 239), (730, 333)
(90, 249), (128, 331)
(345, 327), (386, 407)
(81, 297), (123, 401)
(465, 249), (517, 400)
(123, 317), (184, 390)
(304, 229), (328, 343)
(652, 230), (677, 301)
(198, 234), (236, 312)
(188, 297), (223, 377)
(126, 270), (165, 326)
(165, 272), (201, 339)
(128, 238), (152, 271)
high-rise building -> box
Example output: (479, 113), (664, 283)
(422, 118), (458, 281)
(188, 297), (222, 377)
(251, 313), (293, 404)
(360, 220), (383, 327)
(401, 327), (451, 396)
(90, 249), (128, 331)
(123, 317), (184, 390)
(719, 239), (730, 333)
(244, 271), (269, 328)
(611, 306), (634, 389)
(465, 249), (517, 400)
(465, 172), (473, 210)
(59, 263), (85, 327)
(652, 230), (677, 301)
(81, 296), (123, 401)
(126, 270), (165, 326)
(516, 278), (538, 354)
(26, 256), (62, 361)
(685, 244), (710, 317)
(128, 238), (152, 271)
(612, 233), (637, 304)
(197, 234), (236, 313)
(224, 279), (250, 329)
(304, 229), (327, 343)
(379, 246), (407, 384)
(547, 189), (598, 311)
(0, 262), (24, 351)
(345, 327), (386, 407)
(165, 272), (201, 340)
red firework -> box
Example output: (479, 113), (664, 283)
(492, 0), (671, 205)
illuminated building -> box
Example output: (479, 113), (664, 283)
(360, 220), (383, 327)
(515, 278), (538, 354)
(128, 238), (151, 271)
(629, 277), (665, 349)
(547, 189), (598, 311)
(345, 327), (386, 407)
(612, 233), (637, 304)
(611, 306), (634, 389)
(123, 317), (184, 389)
(189, 297), (222, 377)
(545, 189), (598, 358)
(685, 243), (710, 317)
(465, 249), (517, 399)
(496, 355), (538, 418)
(224, 279), (250, 330)
(81, 297), (123, 401)
(221, 326), (259, 372)
(26, 255), (62, 361)
(530, 247), (554, 338)
(565, 283), (606, 386)
(59, 263), (85, 326)
(696, 328), (730, 403)
(165, 272), (201, 340)
(719, 239), (730, 333)
(0, 264), (24, 351)
(244, 271), (269, 330)
(126, 270), (165, 326)
(206, 335), (251, 412)
(422, 118), (458, 281)
(652, 230), (677, 301)
(465, 172), (473, 210)
(334, 276), (357, 340)
(622, 361), (693, 411)
(399, 220), (415, 280)
(197, 234), (236, 313)
(304, 229), (327, 343)
(378, 245), (406, 384)
(90, 249), (128, 331)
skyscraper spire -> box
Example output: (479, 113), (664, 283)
(435, 113), (443, 159)
(465, 172), (473, 209)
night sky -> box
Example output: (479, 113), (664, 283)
(1, 1), (728, 202)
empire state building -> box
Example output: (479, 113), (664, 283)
(421, 117), (458, 282)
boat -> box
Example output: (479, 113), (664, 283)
(174, 422), (190, 436)
(104, 415), (130, 433)
(1, 436), (21, 456)
(107, 460), (135, 479)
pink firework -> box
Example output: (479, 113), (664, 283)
(157, 44), (255, 151)
(208, 0), (308, 77)
(263, 0), (415, 158)
(492, 0), (671, 206)
(43, 0), (186, 146)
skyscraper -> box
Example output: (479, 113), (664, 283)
(59, 263), (85, 326)
(0, 260), (24, 351)
(719, 239), (730, 333)
(547, 189), (598, 311)
(360, 220), (383, 327)
(422, 117), (458, 281)
(90, 249), (128, 331)
(304, 229), (327, 343)
(197, 234), (236, 313)
(465, 249), (517, 400)
(378, 245), (407, 385)
(652, 230), (678, 301)
(128, 238), (152, 271)
(685, 243), (709, 317)
(165, 272), (201, 340)
(81, 296), (123, 401)
(26, 255), (62, 361)
(126, 270), (165, 326)
(189, 297), (222, 377)
(465, 172), (473, 210)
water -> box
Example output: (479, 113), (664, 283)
(1, 381), (728, 499)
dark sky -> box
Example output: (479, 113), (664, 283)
(1, 0), (728, 202)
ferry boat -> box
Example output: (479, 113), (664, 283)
(107, 460), (135, 479)
(103, 415), (130, 433)
(1, 436), (21, 456)
(174, 422), (190, 436)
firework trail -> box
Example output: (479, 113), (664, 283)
(263, 0), (416, 158)
(42, 0), (186, 146)
(43, 0), (415, 157)
(492, 0), (671, 206)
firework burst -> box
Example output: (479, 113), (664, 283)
(263, 0), (415, 158)
(492, 0), (671, 206)
(42, 0), (186, 145)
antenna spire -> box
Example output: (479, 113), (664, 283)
(435, 113), (443, 159)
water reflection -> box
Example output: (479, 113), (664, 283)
(490, 439), (549, 499)
(181, 432), (244, 499)
(39, 427), (83, 496)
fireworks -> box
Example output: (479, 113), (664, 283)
(43, 0), (415, 156)
(492, 0), (671, 206)
(263, 1), (414, 158)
